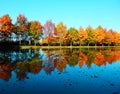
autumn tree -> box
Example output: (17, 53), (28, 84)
(78, 26), (87, 46)
(56, 22), (67, 46)
(103, 29), (115, 46)
(29, 21), (42, 46)
(94, 26), (105, 46)
(43, 20), (57, 46)
(114, 32), (120, 45)
(14, 14), (28, 45)
(0, 14), (13, 40)
(110, 30), (116, 45)
(86, 26), (96, 46)
(63, 27), (79, 46)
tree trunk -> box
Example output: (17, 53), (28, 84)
(29, 40), (31, 45)
(19, 34), (22, 45)
(59, 39), (61, 48)
(95, 43), (97, 47)
(48, 40), (50, 49)
(102, 43), (104, 47)
(34, 40), (37, 46)
(71, 41), (72, 48)
(19, 40), (21, 45)
(80, 41), (81, 46)
(88, 43), (89, 46)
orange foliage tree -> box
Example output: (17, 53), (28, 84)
(103, 29), (115, 46)
(78, 26), (87, 46)
(114, 32), (120, 45)
(56, 22), (67, 46)
(94, 26), (106, 45)
(0, 14), (13, 40)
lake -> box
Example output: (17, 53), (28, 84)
(0, 48), (120, 94)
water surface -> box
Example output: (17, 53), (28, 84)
(0, 48), (120, 94)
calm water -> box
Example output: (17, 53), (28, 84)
(0, 48), (120, 94)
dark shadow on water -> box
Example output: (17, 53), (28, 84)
(0, 41), (20, 51)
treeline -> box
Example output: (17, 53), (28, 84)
(0, 14), (120, 46)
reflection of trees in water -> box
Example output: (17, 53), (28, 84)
(0, 61), (12, 81)
(0, 48), (120, 81)
(78, 48), (120, 68)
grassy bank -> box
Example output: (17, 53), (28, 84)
(20, 46), (120, 49)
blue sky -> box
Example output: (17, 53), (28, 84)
(0, 0), (120, 31)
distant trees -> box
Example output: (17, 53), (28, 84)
(0, 14), (120, 46)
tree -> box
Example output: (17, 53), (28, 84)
(103, 29), (115, 46)
(63, 27), (79, 46)
(43, 20), (56, 46)
(114, 32), (120, 45)
(0, 14), (13, 40)
(29, 21), (42, 46)
(86, 26), (95, 46)
(94, 26), (105, 46)
(56, 22), (67, 46)
(14, 14), (28, 45)
(78, 26), (87, 46)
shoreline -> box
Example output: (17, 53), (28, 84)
(20, 46), (120, 49)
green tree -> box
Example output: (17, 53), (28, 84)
(29, 21), (42, 46)
(63, 27), (79, 46)
(86, 26), (95, 46)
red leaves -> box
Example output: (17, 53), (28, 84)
(17, 14), (27, 24)
(0, 14), (12, 25)
(0, 14), (13, 39)
(15, 14), (28, 34)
